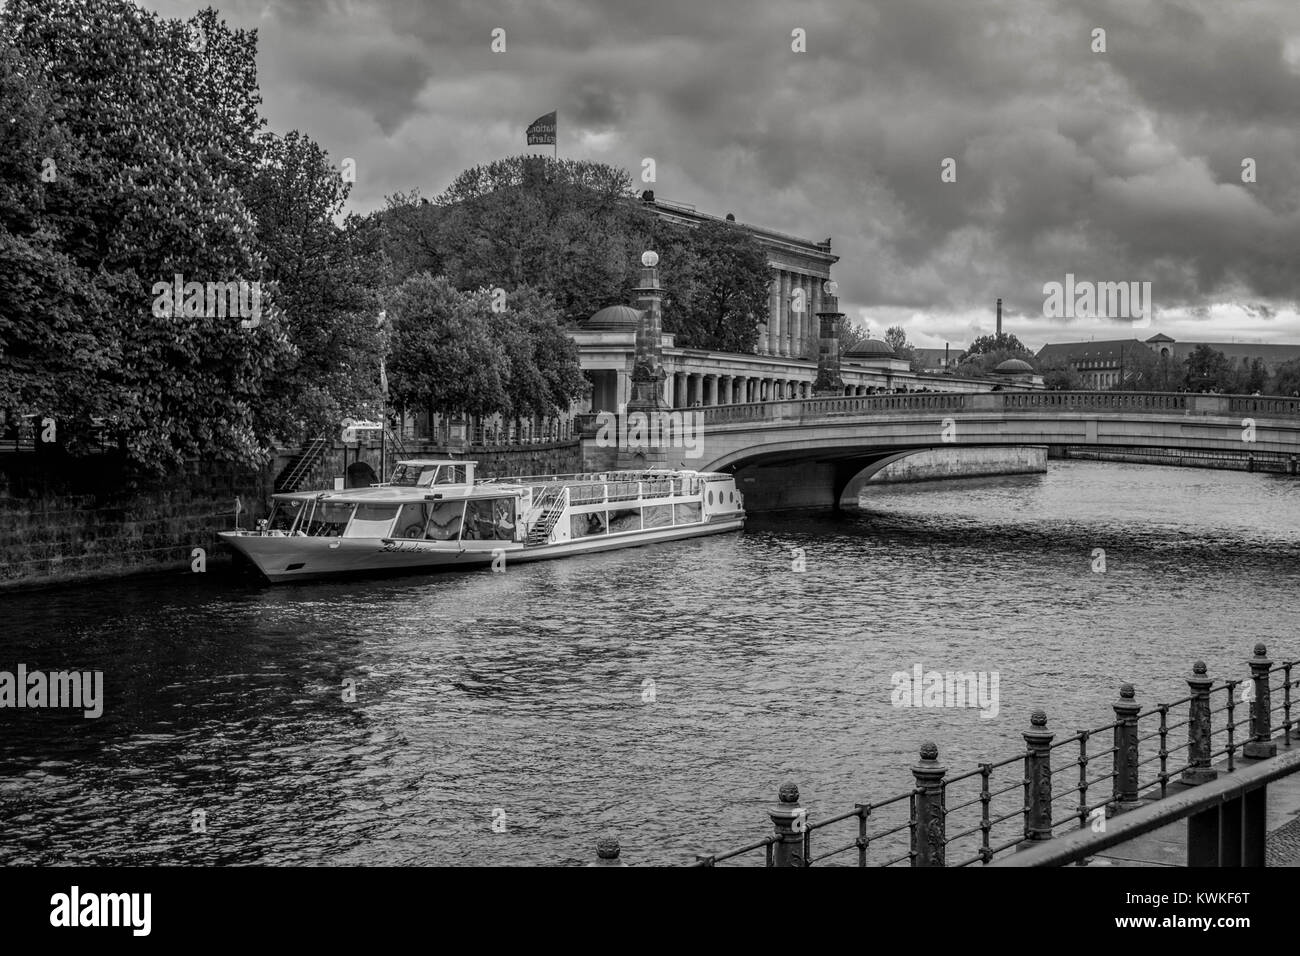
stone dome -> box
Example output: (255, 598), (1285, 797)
(994, 358), (1034, 374)
(843, 338), (896, 359)
(583, 304), (644, 330)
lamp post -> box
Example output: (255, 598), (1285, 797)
(377, 309), (389, 481)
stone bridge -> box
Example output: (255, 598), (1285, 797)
(678, 391), (1300, 509)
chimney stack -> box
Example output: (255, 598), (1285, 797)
(996, 298), (1002, 337)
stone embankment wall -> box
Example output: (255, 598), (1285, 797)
(0, 458), (269, 590)
(0, 440), (585, 591)
(1052, 446), (1300, 474)
(866, 446), (1048, 484)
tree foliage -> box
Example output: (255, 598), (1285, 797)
(0, 0), (394, 470)
(387, 275), (586, 422)
(381, 156), (773, 353)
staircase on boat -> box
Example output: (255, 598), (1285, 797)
(525, 487), (569, 546)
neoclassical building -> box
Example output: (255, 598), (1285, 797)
(643, 194), (837, 361)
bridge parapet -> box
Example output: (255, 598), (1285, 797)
(701, 390), (1300, 426)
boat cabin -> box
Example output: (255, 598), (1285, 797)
(382, 459), (476, 488)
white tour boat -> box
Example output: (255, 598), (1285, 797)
(219, 459), (746, 583)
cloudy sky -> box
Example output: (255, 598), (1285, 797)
(149, 0), (1300, 350)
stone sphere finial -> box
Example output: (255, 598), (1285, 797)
(823, 280), (838, 295)
(595, 833), (620, 860)
(641, 250), (659, 267)
(778, 781), (800, 804)
(919, 741), (939, 761)
(1120, 683), (1135, 699)
(1193, 660), (1207, 675)
(1030, 709), (1048, 728)
(1253, 642), (1267, 657)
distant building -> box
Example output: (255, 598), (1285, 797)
(1036, 333), (1300, 388)
(912, 347), (962, 373)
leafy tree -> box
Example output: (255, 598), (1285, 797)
(1183, 343), (1232, 392)
(1114, 344), (1159, 391)
(494, 285), (589, 420)
(1230, 356), (1269, 395)
(242, 130), (388, 441)
(666, 219), (769, 353)
(839, 319), (871, 357)
(0, 0), (294, 470)
(883, 325), (927, 372)
(387, 275), (507, 420)
(1040, 361), (1082, 390)
(382, 156), (773, 353)
(1271, 359), (1300, 397)
(963, 332), (1032, 358)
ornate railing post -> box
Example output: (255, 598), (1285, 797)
(1112, 683), (1143, 811)
(1019, 710), (1054, 847)
(588, 833), (627, 867)
(1243, 643), (1277, 759)
(911, 742), (946, 866)
(769, 781), (806, 867)
(1182, 661), (1218, 785)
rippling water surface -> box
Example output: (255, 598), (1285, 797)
(2, 461), (1298, 866)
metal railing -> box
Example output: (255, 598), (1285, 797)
(662, 643), (1300, 867)
(274, 436), (329, 493)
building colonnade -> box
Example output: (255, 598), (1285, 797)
(759, 268), (828, 360)
(663, 371), (887, 408)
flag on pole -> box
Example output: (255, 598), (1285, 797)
(526, 111), (556, 146)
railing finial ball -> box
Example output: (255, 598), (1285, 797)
(595, 833), (621, 859)
(1193, 660), (1207, 675)
(1253, 642), (1267, 658)
(778, 781), (800, 804)
(919, 741), (939, 761)
(1120, 683), (1135, 699)
(1030, 709), (1048, 727)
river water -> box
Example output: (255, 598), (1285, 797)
(2, 461), (1298, 866)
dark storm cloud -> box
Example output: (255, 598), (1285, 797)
(145, 0), (1300, 342)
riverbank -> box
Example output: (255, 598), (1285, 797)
(866, 445), (1046, 484)
(1054, 445), (1300, 474)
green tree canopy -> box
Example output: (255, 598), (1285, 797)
(386, 275), (586, 422)
(1183, 343), (1232, 392)
(381, 156), (773, 353)
(1271, 359), (1300, 397)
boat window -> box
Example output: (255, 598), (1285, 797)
(267, 500), (305, 533)
(435, 464), (466, 485)
(462, 496), (516, 540)
(674, 502), (701, 525)
(608, 508), (640, 533)
(394, 503), (431, 539)
(344, 503), (400, 538)
(388, 464), (421, 487)
(415, 466), (439, 487)
(707, 490), (713, 505)
(642, 504), (673, 529)
(423, 500), (466, 540)
(570, 510), (607, 538)
(304, 500), (354, 537)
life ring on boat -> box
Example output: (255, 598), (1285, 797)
(401, 522), (424, 539)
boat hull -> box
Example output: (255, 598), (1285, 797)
(219, 516), (744, 584)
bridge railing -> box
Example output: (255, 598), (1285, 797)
(679, 643), (1298, 867)
(699, 391), (1300, 426)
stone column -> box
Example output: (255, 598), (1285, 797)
(719, 375), (731, 405)
(778, 271), (791, 357)
(705, 375), (718, 406)
(764, 277), (774, 358)
(686, 372), (698, 406)
(811, 279), (822, 349)
(675, 372), (687, 408)
(790, 274), (803, 359)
